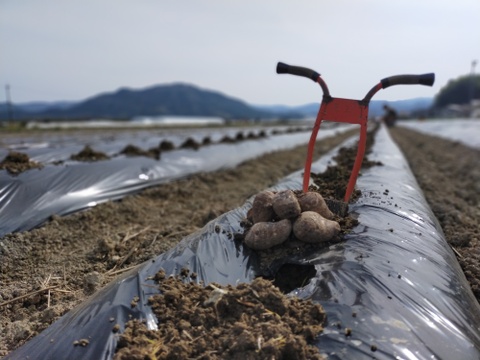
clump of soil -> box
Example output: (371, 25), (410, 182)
(259, 130), (267, 138)
(120, 144), (161, 160)
(159, 140), (175, 151)
(311, 125), (382, 202)
(219, 135), (236, 144)
(70, 145), (110, 162)
(180, 137), (201, 150)
(0, 151), (43, 175)
(114, 272), (325, 360)
(202, 136), (212, 145)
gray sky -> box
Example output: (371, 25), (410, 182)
(1, 0), (479, 106)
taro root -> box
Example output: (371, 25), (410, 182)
(297, 191), (334, 220)
(244, 219), (292, 250)
(293, 211), (340, 243)
(272, 190), (301, 219)
(251, 191), (275, 223)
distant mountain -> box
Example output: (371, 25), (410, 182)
(0, 83), (432, 121)
(0, 84), (272, 120)
(0, 101), (77, 120)
(20, 101), (77, 112)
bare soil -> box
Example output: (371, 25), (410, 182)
(1, 124), (479, 359)
(115, 274), (326, 360)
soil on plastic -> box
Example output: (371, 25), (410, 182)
(115, 272), (325, 360)
(0, 128), (355, 357)
(120, 144), (161, 160)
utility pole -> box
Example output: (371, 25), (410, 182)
(5, 84), (13, 121)
(469, 60), (477, 107)
(468, 60), (477, 117)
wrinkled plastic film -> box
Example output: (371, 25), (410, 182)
(0, 127), (352, 237)
(296, 125), (480, 359)
(399, 119), (480, 150)
(7, 124), (480, 359)
(5, 135), (350, 360)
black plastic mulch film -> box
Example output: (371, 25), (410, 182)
(0, 126), (348, 237)
(6, 124), (480, 359)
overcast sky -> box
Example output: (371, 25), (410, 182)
(1, 1), (479, 106)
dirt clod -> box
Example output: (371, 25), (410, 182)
(114, 276), (326, 360)
(70, 145), (110, 162)
(0, 151), (43, 175)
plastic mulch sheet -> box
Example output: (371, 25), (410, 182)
(398, 118), (480, 150)
(0, 126), (351, 237)
(7, 124), (480, 359)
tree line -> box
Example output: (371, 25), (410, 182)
(433, 74), (480, 108)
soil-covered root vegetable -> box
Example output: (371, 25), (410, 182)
(272, 190), (301, 219)
(244, 219), (292, 250)
(297, 191), (334, 220)
(293, 211), (340, 243)
(251, 190), (275, 223)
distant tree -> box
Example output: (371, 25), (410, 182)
(433, 74), (480, 108)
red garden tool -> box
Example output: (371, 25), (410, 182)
(276, 62), (435, 203)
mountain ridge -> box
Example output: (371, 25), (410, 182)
(0, 83), (432, 121)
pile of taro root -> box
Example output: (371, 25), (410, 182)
(243, 189), (341, 250)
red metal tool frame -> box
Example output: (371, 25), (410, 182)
(277, 62), (434, 202)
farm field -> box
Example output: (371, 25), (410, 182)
(1, 119), (479, 358)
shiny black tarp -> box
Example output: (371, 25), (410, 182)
(6, 124), (480, 359)
(0, 126), (350, 237)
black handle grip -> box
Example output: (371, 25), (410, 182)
(276, 62), (320, 82)
(381, 73), (435, 89)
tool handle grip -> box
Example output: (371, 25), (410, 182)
(276, 62), (320, 82)
(381, 73), (435, 88)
